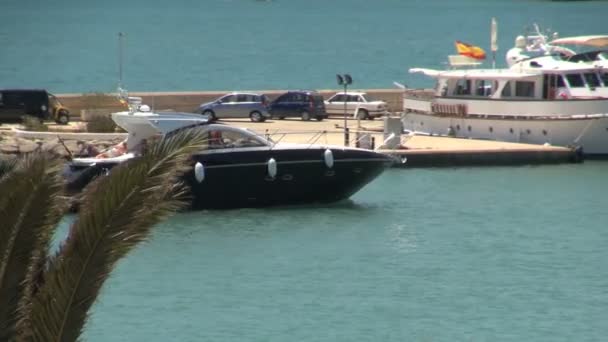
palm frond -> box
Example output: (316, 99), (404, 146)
(0, 153), (64, 341)
(20, 128), (207, 342)
(0, 156), (18, 179)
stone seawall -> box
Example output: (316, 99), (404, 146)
(57, 89), (405, 117)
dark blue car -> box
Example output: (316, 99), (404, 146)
(267, 90), (327, 121)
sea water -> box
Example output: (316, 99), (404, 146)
(1, 0), (607, 93)
(4, 0), (608, 340)
(50, 162), (608, 341)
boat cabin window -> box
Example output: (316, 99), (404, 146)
(584, 73), (601, 88)
(601, 73), (608, 87)
(474, 80), (495, 96)
(544, 75), (566, 88)
(565, 74), (585, 88)
(515, 81), (535, 97)
(501, 81), (512, 97)
(207, 129), (267, 149)
(543, 75), (566, 99)
(454, 79), (472, 95)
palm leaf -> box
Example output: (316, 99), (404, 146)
(19, 128), (207, 342)
(0, 156), (18, 179)
(0, 153), (64, 341)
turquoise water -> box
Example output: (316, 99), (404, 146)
(6, 0), (608, 340)
(53, 162), (608, 341)
(1, 0), (607, 93)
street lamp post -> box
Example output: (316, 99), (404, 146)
(336, 74), (352, 146)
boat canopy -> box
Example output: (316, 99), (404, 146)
(409, 68), (541, 80)
(510, 55), (608, 72)
(549, 35), (608, 47)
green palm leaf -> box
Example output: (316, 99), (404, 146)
(19, 128), (207, 342)
(0, 156), (18, 179)
(0, 153), (64, 340)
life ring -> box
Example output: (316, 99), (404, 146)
(557, 91), (569, 100)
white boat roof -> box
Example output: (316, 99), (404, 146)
(510, 55), (608, 72)
(549, 35), (608, 47)
(112, 110), (208, 136)
(409, 68), (541, 80)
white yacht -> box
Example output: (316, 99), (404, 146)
(401, 35), (608, 155)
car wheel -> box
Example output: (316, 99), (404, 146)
(315, 116), (324, 121)
(250, 111), (263, 122)
(356, 109), (369, 120)
(56, 110), (70, 125)
(202, 110), (216, 121)
(278, 116), (285, 120)
(301, 110), (311, 121)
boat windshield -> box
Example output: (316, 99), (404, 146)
(207, 128), (269, 149)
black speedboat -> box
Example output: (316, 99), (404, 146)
(64, 102), (393, 209)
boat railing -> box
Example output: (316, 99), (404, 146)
(263, 129), (385, 150)
(403, 89), (435, 100)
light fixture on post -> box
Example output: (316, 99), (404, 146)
(336, 74), (353, 146)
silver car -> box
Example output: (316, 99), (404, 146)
(324, 92), (388, 120)
(198, 92), (271, 122)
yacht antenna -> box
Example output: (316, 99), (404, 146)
(491, 17), (498, 69)
(118, 32), (125, 90)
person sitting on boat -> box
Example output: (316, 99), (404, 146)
(209, 130), (224, 148)
(76, 140), (100, 157)
(96, 141), (127, 158)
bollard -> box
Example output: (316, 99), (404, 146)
(371, 137), (375, 150)
(344, 127), (350, 146)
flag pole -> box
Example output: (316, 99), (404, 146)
(491, 17), (498, 69)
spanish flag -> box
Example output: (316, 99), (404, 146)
(455, 41), (486, 60)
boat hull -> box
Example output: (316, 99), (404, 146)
(401, 112), (608, 155)
(187, 148), (391, 209)
(65, 147), (392, 210)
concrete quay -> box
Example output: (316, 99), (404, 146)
(215, 117), (582, 167)
(0, 115), (581, 167)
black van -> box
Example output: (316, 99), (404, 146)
(0, 89), (70, 124)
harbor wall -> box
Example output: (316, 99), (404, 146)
(57, 89), (405, 117)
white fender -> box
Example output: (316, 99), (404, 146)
(267, 158), (277, 178)
(324, 149), (334, 168)
(194, 162), (205, 183)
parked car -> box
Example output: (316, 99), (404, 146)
(267, 90), (327, 121)
(0, 89), (70, 124)
(197, 92), (270, 122)
(324, 92), (387, 120)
